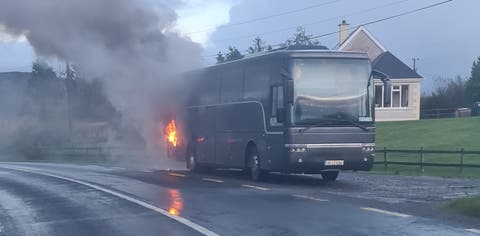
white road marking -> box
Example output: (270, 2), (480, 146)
(466, 229), (480, 234)
(292, 194), (329, 202)
(241, 184), (269, 191)
(202, 178), (224, 183)
(361, 207), (411, 218)
(168, 173), (186, 177)
(3, 166), (219, 236)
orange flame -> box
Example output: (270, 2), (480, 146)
(165, 120), (179, 147)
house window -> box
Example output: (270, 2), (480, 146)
(392, 86), (401, 107)
(401, 85), (409, 107)
(375, 85), (383, 107)
(375, 84), (410, 108)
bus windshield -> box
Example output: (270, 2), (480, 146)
(290, 58), (373, 125)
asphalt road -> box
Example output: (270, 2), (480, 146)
(0, 162), (479, 236)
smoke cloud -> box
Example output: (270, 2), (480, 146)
(0, 0), (203, 158)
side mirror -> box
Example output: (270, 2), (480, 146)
(276, 108), (286, 123)
(371, 70), (392, 106)
(285, 80), (294, 104)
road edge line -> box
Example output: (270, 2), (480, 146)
(2, 166), (219, 236)
(466, 228), (480, 234)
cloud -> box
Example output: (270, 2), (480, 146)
(0, 25), (26, 43)
(173, 0), (240, 46)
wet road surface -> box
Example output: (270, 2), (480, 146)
(0, 162), (478, 236)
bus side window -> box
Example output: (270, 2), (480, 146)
(270, 86), (284, 126)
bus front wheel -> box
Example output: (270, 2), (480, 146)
(247, 147), (266, 181)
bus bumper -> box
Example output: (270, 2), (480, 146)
(285, 146), (375, 174)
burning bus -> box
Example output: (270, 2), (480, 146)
(164, 46), (391, 181)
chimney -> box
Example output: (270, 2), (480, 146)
(338, 20), (350, 45)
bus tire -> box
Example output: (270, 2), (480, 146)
(246, 146), (266, 181)
(321, 171), (339, 181)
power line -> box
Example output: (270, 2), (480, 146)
(213, 0), (411, 45)
(204, 0), (454, 59)
(309, 0), (453, 40)
(185, 0), (341, 35)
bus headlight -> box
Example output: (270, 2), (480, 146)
(289, 147), (306, 153)
(286, 144), (307, 153)
(362, 145), (375, 152)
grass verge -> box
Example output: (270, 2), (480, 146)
(445, 195), (480, 218)
(376, 117), (480, 150)
(374, 117), (480, 178)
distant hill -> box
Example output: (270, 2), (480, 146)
(0, 72), (31, 116)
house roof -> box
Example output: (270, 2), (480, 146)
(337, 26), (387, 52)
(372, 51), (422, 79)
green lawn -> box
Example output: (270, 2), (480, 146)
(445, 195), (480, 218)
(373, 117), (480, 178)
(376, 117), (480, 150)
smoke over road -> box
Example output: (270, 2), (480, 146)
(0, 0), (203, 158)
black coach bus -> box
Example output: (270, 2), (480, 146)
(171, 46), (391, 181)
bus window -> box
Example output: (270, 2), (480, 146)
(244, 64), (270, 101)
(198, 70), (220, 105)
(220, 67), (244, 103)
(270, 86), (284, 126)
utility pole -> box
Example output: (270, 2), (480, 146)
(412, 58), (420, 72)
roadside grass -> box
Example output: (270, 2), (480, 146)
(373, 117), (480, 178)
(371, 165), (480, 178)
(376, 117), (480, 150)
(445, 195), (480, 218)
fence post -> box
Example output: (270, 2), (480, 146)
(460, 148), (464, 173)
(383, 147), (388, 170)
(420, 147), (424, 173)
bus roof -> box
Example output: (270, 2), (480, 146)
(206, 47), (369, 70)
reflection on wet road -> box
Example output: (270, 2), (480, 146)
(168, 189), (183, 216)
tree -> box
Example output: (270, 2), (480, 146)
(216, 51), (225, 64)
(284, 26), (320, 47)
(421, 76), (470, 109)
(65, 63), (77, 80)
(248, 37), (271, 54)
(32, 60), (57, 80)
(224, 46), (244, 62)
(467, 56), (480, 103)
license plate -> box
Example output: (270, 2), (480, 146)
(325, 160), (344, 166)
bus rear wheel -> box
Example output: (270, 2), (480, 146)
(186, 148), (199, 172)
(321, 171), (339, 181)
(247, 147), (266, 181)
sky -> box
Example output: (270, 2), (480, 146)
(0, 0), (479, 92)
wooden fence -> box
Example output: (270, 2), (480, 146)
(375, 147), (480, 172)
(37, 146), (480, 172)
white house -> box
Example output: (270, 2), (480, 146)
(336, 21), (422, 121)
